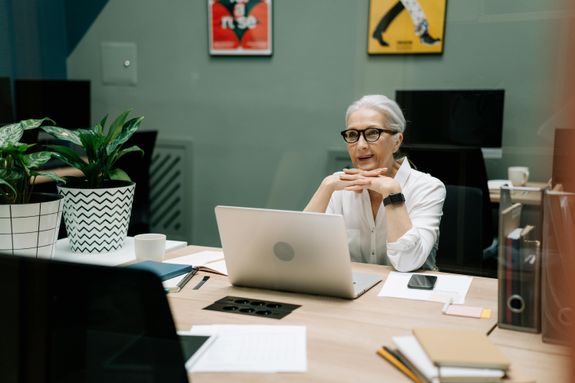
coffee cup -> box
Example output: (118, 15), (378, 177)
(508, 166), (529, 186)
(134, 233), (166, 261)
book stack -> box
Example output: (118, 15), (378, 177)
(378, 328), (510, 383)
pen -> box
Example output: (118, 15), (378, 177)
(169, 268), (198, 293)
(377, 347), (422, 383)
(193, 275), (210, 290)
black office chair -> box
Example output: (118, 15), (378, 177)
(436, 185), (497, 277)
(0, 253), (189, 383)
(115, 130), (158, 236)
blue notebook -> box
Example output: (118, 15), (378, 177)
(128, 261), (193, 281)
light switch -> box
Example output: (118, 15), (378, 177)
(101, 42), (137, 86)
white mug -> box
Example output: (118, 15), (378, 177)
(134, 233), (166, 262)
(508, 166), (529, 186)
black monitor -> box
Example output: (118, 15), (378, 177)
(0, 77), (14, 124)
(395, 89), (505, 150)
(0, 254), (189, 383)
(14, 79), (91, 142)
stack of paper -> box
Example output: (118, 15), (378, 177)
(384, 328), (509, 382)
(186, 324), (307, 373)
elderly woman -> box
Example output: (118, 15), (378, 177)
(305, 95), (445, 271)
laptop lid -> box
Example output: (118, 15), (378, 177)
(215, 206), (379, 299)
(0, 254), (188, 383)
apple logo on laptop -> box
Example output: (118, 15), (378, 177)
(273, 241), (295, 262)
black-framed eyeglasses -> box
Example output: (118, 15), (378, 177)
(340, 128), (398, 143)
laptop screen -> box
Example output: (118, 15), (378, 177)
(0, 254), (188, 383)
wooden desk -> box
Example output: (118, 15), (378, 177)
(489, 182), (549, 205)
(489, 328), (571, 382)
(161, 246), (569, 382)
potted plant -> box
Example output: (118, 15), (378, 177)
(0, 118), (65, 257)
(42, 111), (144, 253)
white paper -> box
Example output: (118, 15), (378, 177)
(167, 250), (228, 275)
(162, 273), (187, 289)
(187, 325), (307, 373)
(53, 237), (188, 266)
(378, 272), (472, 304)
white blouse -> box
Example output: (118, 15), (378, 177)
(326, 158), (445, 272)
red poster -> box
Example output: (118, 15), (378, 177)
(209, 0), (272, 56)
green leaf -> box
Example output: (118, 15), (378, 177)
(0, 123), (24, 147)
(0, 177), (17, 203)
(106, 111), (130, 142)
(109, 168), (131, 181)
(22, 151), (53, 169)
(115, 145), (144, 161)
(41, 125), (83, 146)
(44, 144), (86, 169)
(19, 118), (54, 130)
(95, 115), (108, 135)
(106, 116), (143, 156)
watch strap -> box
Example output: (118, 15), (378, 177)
(383, 192), (405, 206)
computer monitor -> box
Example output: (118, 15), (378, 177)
(395, 89), (505, 158)
(14, 79), (91, 142)
(0, 77), (14, 124)
(0, 254), (189, 383)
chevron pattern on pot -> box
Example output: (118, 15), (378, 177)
(58, 183), (135, 253)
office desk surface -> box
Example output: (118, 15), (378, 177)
(489, 182), (548, 205)
(165, 246), (567, 383)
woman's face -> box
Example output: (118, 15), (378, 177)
(345, 107), (403, 171)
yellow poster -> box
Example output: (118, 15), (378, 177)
(368, 0), (447, 54)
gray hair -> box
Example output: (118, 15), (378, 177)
(345, 95), (406, 133)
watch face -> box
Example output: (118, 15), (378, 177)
(384, 192), (405, 206)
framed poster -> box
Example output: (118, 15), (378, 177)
(208, 0), (272, 56)
(368, 0), (447, 55)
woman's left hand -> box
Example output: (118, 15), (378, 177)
(339, 168), (401, 196)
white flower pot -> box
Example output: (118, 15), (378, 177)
(58, 181), (135, 253)
(0, 193), (64, 258)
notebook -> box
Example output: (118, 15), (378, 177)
(128, 260), (193, 281)
(412, 328), (510, 370)
(214, 205), (382, 299)
(392, 336), (505, 383)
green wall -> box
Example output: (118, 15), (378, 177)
(67, 0), (566, 246)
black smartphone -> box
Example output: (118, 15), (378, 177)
(407, 274), (437, 290)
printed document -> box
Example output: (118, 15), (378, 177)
(186, 324), (307, 372)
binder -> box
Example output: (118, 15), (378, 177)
(498, 224), (541, 332)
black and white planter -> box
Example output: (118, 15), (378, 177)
(58, 180), (135, 253)
(0, 193), (64, 258)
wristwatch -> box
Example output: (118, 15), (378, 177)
(383, 192), (405, 207)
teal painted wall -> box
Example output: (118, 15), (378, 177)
(67, 0), (567, 246)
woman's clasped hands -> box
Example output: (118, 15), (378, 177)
(323, 168), (400, 196)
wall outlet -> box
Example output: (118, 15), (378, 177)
(101, 42), (137, 86)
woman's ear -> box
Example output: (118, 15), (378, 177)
(393, 132), (404, 153)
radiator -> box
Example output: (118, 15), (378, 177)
(149, 138), (192, 242)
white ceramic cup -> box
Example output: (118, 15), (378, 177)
(508, 166), (530, 186)
(134, 233), (166, 261)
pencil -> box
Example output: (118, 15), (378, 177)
(169, 267), (198, 293)
(377, 346), (422, 383)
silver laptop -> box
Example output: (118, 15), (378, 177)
(214, 206), (382, 299)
